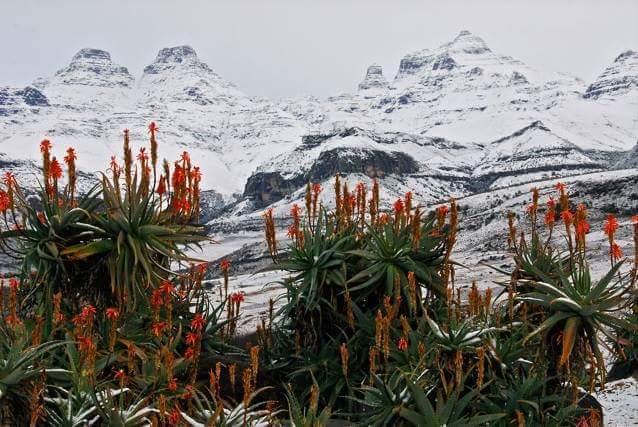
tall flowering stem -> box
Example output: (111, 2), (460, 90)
(263, 208), (278, 262)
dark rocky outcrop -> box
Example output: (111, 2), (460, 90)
(243, 148), (419, 208)
(0, 86), (49, 107)
(358, 64), (389, 91)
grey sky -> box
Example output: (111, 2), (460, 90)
(2, 0), (636, 98)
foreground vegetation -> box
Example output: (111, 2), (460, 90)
(0, 126), (635, 425)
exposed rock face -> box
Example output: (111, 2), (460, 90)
(396, 30), (491, 78)
(509, 71), (528, 85)
(243, 147), (419, 207)
(585, 50), (638, 99)
(143, 45), (208, 75)
(0, 87), (49, 108)
(358, 64), (389, 91)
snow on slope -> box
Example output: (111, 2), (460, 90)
(0, 31), (636, 217)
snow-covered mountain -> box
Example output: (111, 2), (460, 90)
(0, 31), (636, 218)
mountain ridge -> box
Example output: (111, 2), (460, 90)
(0, 32), (635, 221)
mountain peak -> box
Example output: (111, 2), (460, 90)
(358, 64), (389, 91)
(585, 50), (638, 99)
(49, 48), (133, 88)
(615, 50), (637, 63)
(143, 45), (211, 75)
(447, 30), (491, 55)
(155, 45), (198, 64)
(70, 48), (112, 64)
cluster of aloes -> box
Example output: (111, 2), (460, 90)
(508, 184), (637, 392)
(256, 177), (636, 426)
(0, 128), (269, 425)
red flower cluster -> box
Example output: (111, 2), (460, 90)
(190, 313), (205, 331)
(105, 307), (120, 321)
(64, 147), (77, 164)
(393, 198), (405, 216)
(610, 243), (623, 260)
(555, 182), (566, 193)
(197, 262), (208, 274)
(0, 191), (9, 213)
(77, 335), (95, 352)
(151, 321), (167, 337)
(397, 337), (408, 351)
(220, 259), (231, 273)
(183, 313), (205, 361)
(40, 139), (51, 153)
(114, 369), (126, 380)
(230, 291), (245, 304)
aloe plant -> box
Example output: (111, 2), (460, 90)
(91, 388), (157, 427)
(180, 387), (272, 426)
(0, 326), (65, 422)
(518, 260), (636, 377)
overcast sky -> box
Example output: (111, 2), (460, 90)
(2, 0), (636, 98)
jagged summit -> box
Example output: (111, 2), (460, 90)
(46, 47), (133, 88)
(70, 48), (112, 64)
(585, 50), (638, 99)
(154, 45), (198, 64)
(358, 64), (389, 91)
(446, 30), (491, 55)
(395, 31), (501, 79)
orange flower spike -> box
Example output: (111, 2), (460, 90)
(159, 280), (175, 297)
(339, 343), (349, 377)
(151, 322), (167, 337)
(0, 191), (11, 213)
(185, 331), (199, 346)
(148, 122), (159, 169)
(50, 157), (62, 180)
(250, 345), (260, 385)
(81, 304), (97, 321)
(393, 198), (405, 223)
(603, 214), (619, 238)
(545, 197), (556, 228)
(610, 243), (623, 261)
(105, 308), (119, 321)
(555, 181), (566, 194)
(180, 150), (190, 165)
(167, 408), (181, 424)
(137, 147), (148, 162)
(40, 139), (51, 154)
(64, 147), (77, 164)
(123, 129), (132, 187)
(156, 175), (166, 196)
(150, 289), (164, 308)
(437, 204), (449, 231)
